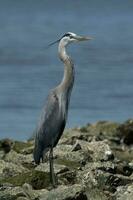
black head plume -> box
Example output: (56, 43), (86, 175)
(46, 39), (60, 48)
(46, 33), (73, 49)
(62, 33), (71, 38)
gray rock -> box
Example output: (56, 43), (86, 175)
(81, 140), (113, 162)
(114, 184), (133, 200)
(86, 121), (119, 138)
(0, 186), (27, 200)
(3, 150), (33, 165)
(35, 163), (69, 175)
(1, 120), (133, 200)
(54, 144), (86, 164)
(0, 160), (29, 179)
(39, 184), (87, 200)
(117, 119), (133, 145)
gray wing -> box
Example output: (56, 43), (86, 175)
(34, 90), (66, 164)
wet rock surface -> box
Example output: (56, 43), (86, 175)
(0, 120), (133, 200)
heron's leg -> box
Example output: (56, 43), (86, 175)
(49, 147), (56, 188)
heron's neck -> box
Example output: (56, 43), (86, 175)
(58, 41), (75, 92)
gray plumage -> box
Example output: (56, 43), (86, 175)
(33, 32), (92, 187)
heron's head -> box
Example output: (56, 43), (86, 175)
(48, 32), (93, 48)
(60, 32), (93, 46)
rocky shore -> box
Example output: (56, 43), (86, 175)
(0, 120), (133, 200)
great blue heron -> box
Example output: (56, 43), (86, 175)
(33, 32), (92, 187)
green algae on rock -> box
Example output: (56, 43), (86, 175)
(13, 141), (34, 154)
(0, 170), (51, 190)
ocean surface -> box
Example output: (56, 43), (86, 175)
(0, 0), (133, 140)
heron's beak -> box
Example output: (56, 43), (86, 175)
(75, 35), (93, 41)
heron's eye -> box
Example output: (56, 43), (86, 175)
(69, 35), (73, 39)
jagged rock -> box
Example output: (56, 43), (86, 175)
(22, 183), (48, 200)
(85, 140), (113, 162)
(54, 144), (87, 164)
(0, 170), (51, 190)
(112, 146), (133, 162)
(0, 138), (13, 153)
(3, 150), (33, 166)
(72, 141), (82, 151)
(0, 183), (48, 200)
(60, 121), (119, 146)
(0, 186), (27, 200)
(55, 140), (113, 166)
(35, 162), (69, 175)
(0, 160), (29, 179)
(80, 121), (119, 138)
(117, 119), (133, 145)
(114, 184), (133, 200)
(59, 129), (88, 145)
(39, 184), (87, 200)
(13, 140), (34, 154)
(77, 161), (115, 187)
(0, 184), (87, 200)
(0, 120), (133, 200)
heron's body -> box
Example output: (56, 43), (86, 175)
(34, 39), (74, 164)
(33, 32), (92, 187)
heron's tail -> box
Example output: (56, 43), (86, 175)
(33, 143), (42, 164)
(33, 139), (49, 164)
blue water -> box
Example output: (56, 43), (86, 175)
(0, 0), (133, 140)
